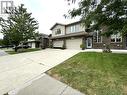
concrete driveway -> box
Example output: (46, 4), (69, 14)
(0, 49), (80, 95)
(0, 50), (8, 57)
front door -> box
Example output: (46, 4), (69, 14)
(86, 38), (92, 48)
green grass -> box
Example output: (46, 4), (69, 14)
(6, 48), (41, 54)
(47, 52), (127, 95)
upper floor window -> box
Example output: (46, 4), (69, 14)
(111, 33), (122, 43)
(70, 25), (76, 32)
(55, 29), (61, 35)
(93, 30), (102, 43)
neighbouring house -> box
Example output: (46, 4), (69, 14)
(26, 33), (49, 49)
(50, 21), (127, 50)
(26, 39), (38, 48)
(38, 33), (49, 49)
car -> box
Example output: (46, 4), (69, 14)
(0, 45), (6, 49)
(12, 45), (31, 50)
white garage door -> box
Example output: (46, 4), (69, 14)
(66, 38), (82, 50)
(53, 40), (63, 47)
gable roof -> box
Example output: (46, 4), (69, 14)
(50, 23), (65, 30)
(66, 20), (81, 26)
(50, 20), (82, 30)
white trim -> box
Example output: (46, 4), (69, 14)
(111, 33), (122, 43)
(94, 30), (102, 43)
(70, 25), (76, 32)
(86, 38), (92, 48)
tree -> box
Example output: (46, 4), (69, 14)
(0, 4), (38, 51)
(68, 0), (127, 36)
(2, 35), (10, 46)
(0, 39), (3, 46)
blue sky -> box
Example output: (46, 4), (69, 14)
(0, 0), (80, 38)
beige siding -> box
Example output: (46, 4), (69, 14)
(66, 23), (85, 34)
(53, 40), (63, 47)
(66, 38), (82, 50)
(52, 25), (65, 37)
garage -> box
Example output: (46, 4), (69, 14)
(53, 40), (63, 48)
(66, 38), (82, 50)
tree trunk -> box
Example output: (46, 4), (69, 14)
(15, 47), (18, 52)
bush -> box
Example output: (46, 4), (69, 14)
(49, 44), (53, 48)
(62, 44), (66, 49)
(3, 93), (8, 95)
(103, 44), (112, 53)
(80, 43), (85, 50)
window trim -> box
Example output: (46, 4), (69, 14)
(94, 30), (102, 43)
(70, 25), (76, 33)
(55, 28), (62, 35)
(111, 33), (122, 43)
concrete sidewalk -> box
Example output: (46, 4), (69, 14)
(82, 49), (127, 53)
(9, 74), (84, 95)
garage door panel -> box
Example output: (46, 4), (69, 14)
(66, 38), (82, 50)
(53, 40), (63, 47)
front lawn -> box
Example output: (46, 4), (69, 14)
(48, 52), (127, 95)
(6, 48), (41, 54)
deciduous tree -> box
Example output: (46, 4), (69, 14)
(0, 4), (38, 51)
(68, 0), (127, 36)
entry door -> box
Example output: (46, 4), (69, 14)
(86, 38), (92, 48)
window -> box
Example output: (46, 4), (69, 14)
(70, 25), (76, 32)
(55, 29), (61, 35)
(94, 30), (102, 43)
(111, 33), (122, 43)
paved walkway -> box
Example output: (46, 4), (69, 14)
(9, 74), (84, 95)
(0, 49), (80, 95)
(82, 49), (127, 53)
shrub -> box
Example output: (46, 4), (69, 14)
(3, 93), (8, 95)
(103, 44), (112, 53)
(49, 44), (53, 48)
(80, 43), (85, 50)
(62, 44), (66, 49)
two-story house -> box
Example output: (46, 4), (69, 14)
(50, 21), (127, 50)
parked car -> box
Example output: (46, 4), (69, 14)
(0, 45), (14, 49)
(12, 45), (31, 50)
(0, 46), (3, 48)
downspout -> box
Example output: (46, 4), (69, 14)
(64, 25), (66, 49)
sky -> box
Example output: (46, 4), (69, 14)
(0, 0), (80, 38)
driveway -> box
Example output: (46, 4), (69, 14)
(0, 50), (8, 57)
(0, 49), (80, 95)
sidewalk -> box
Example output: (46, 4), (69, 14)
(9, 74), (84, 95)
(82, 49), (127, 53)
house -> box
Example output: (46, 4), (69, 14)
(27, 39), (38, 48)
(26, 33), (49, 49)
(50, 21), (127, 50)
(38, 33), (49, 49)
